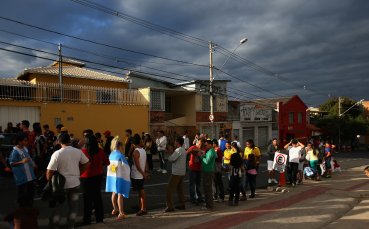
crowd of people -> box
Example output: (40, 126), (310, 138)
(0, 120), (343, 228)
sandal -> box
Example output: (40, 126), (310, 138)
(116, 213), (127, 220)
(112, 209), (119, 215)
(136, 210), (148, 216)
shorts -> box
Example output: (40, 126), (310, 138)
(132, 178), (144, 191)
(267, 160), (274, 171)
(298, 162), (304, 171)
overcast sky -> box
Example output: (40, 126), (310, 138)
(0, 0), (368, 106)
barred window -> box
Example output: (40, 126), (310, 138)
(151, 91), (165, 111)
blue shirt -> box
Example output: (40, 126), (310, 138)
(9, 146), (36, 186)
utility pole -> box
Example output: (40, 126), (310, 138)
(209, 41), (215, 139)
(58, 43), (63, 102)
(338, 97), (342, 151)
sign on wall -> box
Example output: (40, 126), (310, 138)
(240, 104), (272, 122)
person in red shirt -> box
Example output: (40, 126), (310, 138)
(80, 133), (110, 225)
(186, 138), (205, 204)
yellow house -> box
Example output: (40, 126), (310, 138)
(0, 59), (149, 139)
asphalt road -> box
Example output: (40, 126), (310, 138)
(1, 151), (368, 228)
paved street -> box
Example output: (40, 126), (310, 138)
(1, 151), (369, 228)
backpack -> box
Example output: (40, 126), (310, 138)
(219, 139), (227, 152)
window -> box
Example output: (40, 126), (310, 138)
(97, 90), (116, 103)
(298, 112), (303, 124)
(150, 91), (165, 111)
(202, 94), (217, 112)
(289, 112), (294, 124)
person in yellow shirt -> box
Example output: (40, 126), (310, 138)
(244, 139), (261, 167)
(223, 141), (235, 165)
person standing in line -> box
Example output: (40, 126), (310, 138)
(228, 147), (243, 206)
(103, 130), (114, 156)
(186, 138), (204, 205)
(33, 123), (47, 173)
(218, 134), (227, 153)
(80, 134), (110, 225)
(245, 154), (258, 198)
(124, 129), (134, 166)
(94, 132), (104, 149)
(223, 141), (235, 179)
(143, 133), (155, 172)
(298, 145), (307, 184)
(20, 120), (35, 157)
(323, 142), (334, 178)
(156, 130), (168, 174)
(46, 133), (90, 228)
(106, 136), (131, 221)
(9, 133), (36, 206)
(131, 134), (149, 216)
(231, 136), (241, 149)
(306, 143), (320, 181)
(165, 137), (187, 212)
(233, 142), (246, 201)
(244, 139), (261, 170)
(212, 139), (225, 202)
(267, 138), (279, 185)
(284, 139), (305, 187)
(199, 140), (216, 211)
(183, 131), (190, 150)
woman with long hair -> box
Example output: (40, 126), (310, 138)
(80, 133), (109, 225)
(106, 136), (131, 220)
(231, 142), (246, 201)
(246, 154), (258, 198)
(306, 143), (321, 181)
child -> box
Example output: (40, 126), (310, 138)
(333, 160), (341, 172)
(246, 154), (258, 198)
(228, 149), (243, 206)
(4, 196), (39, 229)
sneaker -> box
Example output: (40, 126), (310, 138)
(162, 169), (167, 174)
(249, 194), (255, 199)
(272, 179), (278, 183)
(157, 168), (162, 172)
(292, 183), (296, 188)
(268, 178), (272, 184)
(200, 206), (212, 211)
(164, 208), (175, 213)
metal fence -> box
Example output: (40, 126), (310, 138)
(0, 79), (148, 105)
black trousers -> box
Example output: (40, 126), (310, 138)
(289, 162), (299, 184)
(81, 175), (104, 223)
(17, 181), (35, 206)
(213, 172), (225, 200)
(246, 173), (256, 195)
(147, 154), (153, 171)
(229, 175), (240, 203)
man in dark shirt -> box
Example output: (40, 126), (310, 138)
(103, 130), (114, 155)
(267, 138), (279, 184)
(125, 129), (134, 166)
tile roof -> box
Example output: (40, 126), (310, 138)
(50, 58), (86, 67)
(17, 66), (128, 83)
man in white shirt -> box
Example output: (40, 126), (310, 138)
(156, 130), (167, 174)
(183, 131), (190, 150)
(46, 133), (90, 228)
(284, 139), (305, 187)
(165, 137), (187, 212)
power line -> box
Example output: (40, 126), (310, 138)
(0, 16), (209, 68)
(69, 0), (208, 48)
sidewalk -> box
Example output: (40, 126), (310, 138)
(83, 158), (369, 229)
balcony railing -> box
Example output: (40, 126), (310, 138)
(0, 79), (148, 105)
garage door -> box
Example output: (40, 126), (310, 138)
(242, 127), (254, 147)
(258, 126), (269, 148)
(0, 106), (40, 129)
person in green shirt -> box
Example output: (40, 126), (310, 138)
(199, 139), (216, 210)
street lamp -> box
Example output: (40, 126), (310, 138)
(338, 98), (365, 151)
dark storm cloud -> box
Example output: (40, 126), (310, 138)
(0, 0), (368, 105)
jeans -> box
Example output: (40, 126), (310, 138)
(81, 175), (104, 224)
(50, 186), (80, 229)
(213, 172), (225, 200)
(229, 175), (240, 203)
(147, 154), (153, 171)
(202, 172), (214, 209)
(289, 162), (299, 184)
(158, 150), (166, 170)
(166, 175), (185, 210)
(189, 170), (202, 202)
(246, 173), (256, 196)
